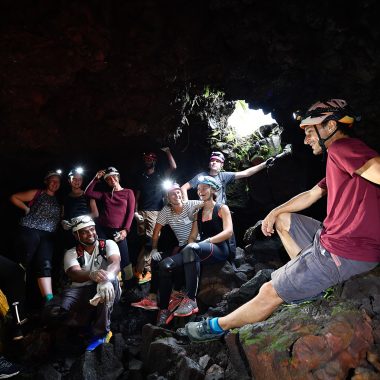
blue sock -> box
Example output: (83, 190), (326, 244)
(45, 294), (53, 302)
(208, 317), (224, 333)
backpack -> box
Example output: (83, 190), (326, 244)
(76, 239), (107, 268)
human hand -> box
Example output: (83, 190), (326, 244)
(261, 211), (276, 236)
(61, 219), (72, 231)
(134, 212), (144, 223)
(95, 170), (105, 180)
(151, 249), (162, 262)
(25, 207), (30, 215)
(265, 157), (275, 168)
(97, 281), (115, 306)
(119, 229), (127, 240)
(187, 242), (199, 249)
(160, 147), (170, 153)
(89, 269), (109, 283)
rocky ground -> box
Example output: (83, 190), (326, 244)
(2, 227), (380, 379)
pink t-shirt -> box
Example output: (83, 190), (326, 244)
(318, 138), (380, 262)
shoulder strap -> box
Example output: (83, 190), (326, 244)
(76, 244), (85, 268)
(98, 239), (107, 260)
(28, 189), (43, 208)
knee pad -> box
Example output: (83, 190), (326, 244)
(159, 257), (177, 276)
(39, 260), (52, 277)
(182, 245), (198, 264)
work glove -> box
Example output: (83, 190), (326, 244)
(265, 157), (275, 168)
(151, 249), (162, 262)
(97, 281), (115, 306)
(134, 212), (144, 223)
(187, 242), (200, 250)
(188, 202), (204, 219)
(25, 207), (30, 215)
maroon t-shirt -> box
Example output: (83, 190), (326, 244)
(318, 138), (380, 262)
(85, 179), (135, 232)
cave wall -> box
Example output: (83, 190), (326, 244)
(1, 0), (379, 249)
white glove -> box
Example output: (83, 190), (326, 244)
(187, 242), (200, 249)
(25, 207), (30, 215)
(189, 202), (204, 219)
(151, 249), (162, 262)
(97, 281), (115, 306)
(160, 147), (170, 153)
(61, 219), (72, 231)
(134, 212), (144, 223)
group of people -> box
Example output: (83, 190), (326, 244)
(0, 98), (379, 374)
(1, 143), (270, 352)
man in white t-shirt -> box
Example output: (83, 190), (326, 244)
(50, 215), (121, 351)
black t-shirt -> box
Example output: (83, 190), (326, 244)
(136, 171), (164, 211)
(63, 194), (91, 220)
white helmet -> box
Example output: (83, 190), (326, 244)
(70, 215), (95, 232)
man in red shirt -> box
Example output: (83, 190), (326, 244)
(184, 99), (380, 342)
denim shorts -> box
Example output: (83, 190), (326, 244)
(271, 215), (378, 303)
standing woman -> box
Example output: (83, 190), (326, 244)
(85, 167), (135, 283)
(159, 176), (233, 318)
(61, 167), (99, 248)
(10, 170), (62, 303)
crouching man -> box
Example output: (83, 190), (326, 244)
(50, 215), (121, 351)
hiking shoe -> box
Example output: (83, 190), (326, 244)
(0, 355), (21, 378)
(185, 318), (225, 342)
(173, 297), (198, 317)
(134, 270), (152, 284)
(156, 309), (172, 327)
(168, 291), (185, 313)
(86, 331), (113, 351)
(131, 297), (158, 310)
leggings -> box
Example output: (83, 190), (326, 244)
(15, 226), (54, 277)
(159, 241), (229, 308)
(96, 225), (129, 269)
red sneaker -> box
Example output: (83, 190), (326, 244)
(131, 297), (158, 310)
(168, 291), (185, 313)
(173, 297), (199, 317)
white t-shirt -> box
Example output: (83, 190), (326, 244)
(156, 200), (202, 246)
(64, 239), (120, 287)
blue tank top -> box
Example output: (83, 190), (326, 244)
(20, 192), (61, 232)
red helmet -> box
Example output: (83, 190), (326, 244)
(143, 152), (157, 161)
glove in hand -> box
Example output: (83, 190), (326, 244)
(97, 281), (115, 306)
(151, 249), (162, 262)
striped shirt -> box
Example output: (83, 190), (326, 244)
(156, 200), (203, 246)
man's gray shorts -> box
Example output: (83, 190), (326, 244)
(271, 213), (378, 303)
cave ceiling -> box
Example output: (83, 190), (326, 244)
(0, 0), (379, 179)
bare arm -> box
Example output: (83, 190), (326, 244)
(262, 184), (327, 236)
(66, 254), (120, 283)
(181, 182), (191, 202)
(355, 156), (380, 185)
(234, 161), (267, 180)
(89, 199), (99, 219)
(151, 223), (163, 250)
(188, 220), (199, 243)
(162, 147), (177, 176)
(10, 189), (39, 213)
(134, 190), (141, 211)
(207, 205), (233, 244)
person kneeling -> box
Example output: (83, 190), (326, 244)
(49, 215), (121, 351)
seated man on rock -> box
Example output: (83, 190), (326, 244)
(49, 215), (121, 350)
(184, 98), (380, 342)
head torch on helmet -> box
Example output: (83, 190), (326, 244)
(70, 215), (95, 232)
(45, 169), (62, 180)
(68, 167), (84, 177)
(104, 166), (120, 179)
(143, 152), (157, 161)
(162, 180), (181, 193)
